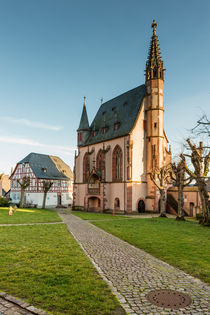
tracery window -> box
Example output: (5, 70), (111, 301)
(112, 145), (123, 181)
(96, 149), (105, 180)
(83, 152), (90, 182)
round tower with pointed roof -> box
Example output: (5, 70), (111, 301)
(77, 97), (90, 146)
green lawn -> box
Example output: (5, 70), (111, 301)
(72, 211), (130, 220)
(0, 207), (62, 224)
(92, 218), (210, 284)
(0, 224), (125, 315)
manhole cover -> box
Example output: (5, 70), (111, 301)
(146, 289), (192, 310)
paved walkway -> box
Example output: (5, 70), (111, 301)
(60, 213), (210, 315)
(0, 292), (49, 315)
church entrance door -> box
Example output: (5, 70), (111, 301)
(88, 197), (101, 212)
(138, 200), (145, 213)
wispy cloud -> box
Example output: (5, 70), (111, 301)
(0, 136), (75, 155)
(0, 116), (63, 131)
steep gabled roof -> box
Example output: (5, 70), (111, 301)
(50, 155), (73, 180)
(83, 84), (146, 146)
(18, 153), (71, 180)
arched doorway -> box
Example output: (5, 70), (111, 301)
(114, 198), (120, 210)
(88, 197), (100, 212)
(138, 200), (145, 213)
(189, 202), (194, 217)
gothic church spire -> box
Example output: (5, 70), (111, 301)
(78, 96), (89, 131)
(146, 20), (164, 81)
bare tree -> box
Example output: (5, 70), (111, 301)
(17, 176), (30, 208)
(191, 114), (210, 139)
(180, 139), (210, 224)
(42, 181), (53, 209)
(170, 160), (192, 220)
(150, 164), (171, 217)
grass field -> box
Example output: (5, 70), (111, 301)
(72, 210), (130, 220)
(0, 207), (62, 224)
(89, 217), (210, 284)
(0, 223), (124, 315)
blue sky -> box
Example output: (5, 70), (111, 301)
(0, 0), (209, 174)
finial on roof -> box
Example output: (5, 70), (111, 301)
(83, 96), (86, 107)
(145, 19), (164, 81)
(152, 20), (157, 35)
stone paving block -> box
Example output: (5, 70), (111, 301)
(60, 213), (210, 315)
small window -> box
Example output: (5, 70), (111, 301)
(152, 145), (156, 157)
(78, 133), (82, 142)
(114, 123), (119, 131)
(154, 122), (157, 128)
(102, 127), (106, 134)
(42, 168), (47, 173)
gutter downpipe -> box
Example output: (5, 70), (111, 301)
(124, 136), (126, 215)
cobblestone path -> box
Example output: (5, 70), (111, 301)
(60, 213), (210, 315)
(0, 292), (49, 315)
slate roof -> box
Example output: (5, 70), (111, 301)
(50, 155), (73, 180)
(18, 153), (71, 180)
(83, 84), (146, 146)
(78, 105), (89, 130)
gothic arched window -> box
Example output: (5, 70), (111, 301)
(112, 145), (123, 181)
(96, 149), (105, 180)
(83, 153), (90, 183)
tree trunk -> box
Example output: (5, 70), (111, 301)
(42, 192), (47, 209)
(159, 189), (167, 217)
(19, 188), (24, 208)
(198, 180), (210, 224)
(176, 184), (185, 220)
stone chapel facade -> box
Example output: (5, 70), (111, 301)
(73, 20), (171, 213)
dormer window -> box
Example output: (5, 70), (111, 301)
(112, 107), (116, 111)
(123, 101), (128, 107)
(102, 127), (107, 134)
(42, 168), (47, 173)
(102, 111), (106, 115)
(93, 131), (96, 137)
(114, 122), (120, 131)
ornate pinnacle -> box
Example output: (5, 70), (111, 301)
(152, 20), (157, 35)
(83, 96), (86, 107)
(145, 20), (164, 81)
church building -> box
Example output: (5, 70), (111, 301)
(73, 20), (171, 213)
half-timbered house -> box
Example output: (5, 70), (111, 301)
(10, 153), (73, 208)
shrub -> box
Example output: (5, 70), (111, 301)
(196, 213), (203, 221)
(0, 197), (10, 207)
